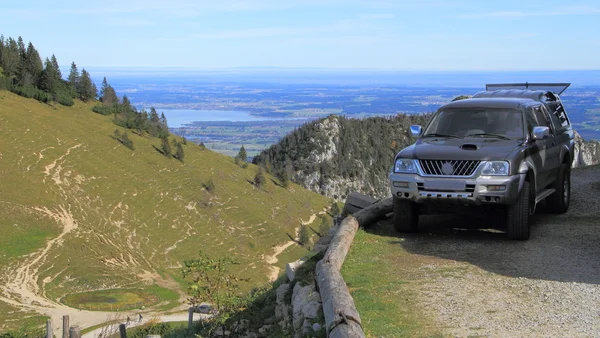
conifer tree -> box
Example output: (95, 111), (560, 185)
(298, 224), (309, 246)
(78, 69), (96, 101)
(50, 54), (61, 78)
(24, 42), (43, 84)
(68, 62), (79, 95)
(161, 136), (172, 158)
(319, 217), (331, 237)
(254, 167), (266, 188)
(237, 145), (248, 162)
(174, 141), (185, 162)
(38, 58), (59, 93)
(330, 202), (340, 216)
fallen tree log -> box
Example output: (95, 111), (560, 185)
(316, 197), (393, 337)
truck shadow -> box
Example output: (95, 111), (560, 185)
(366, 209), (600, 285)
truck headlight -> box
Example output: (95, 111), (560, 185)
(394, 159), (417, 173)
(481, 161), (509, 176)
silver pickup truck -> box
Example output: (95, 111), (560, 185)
(389, 83), (575, 240)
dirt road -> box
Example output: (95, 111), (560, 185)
(375, 165), (600, 337)
(81, 312), (208, 338)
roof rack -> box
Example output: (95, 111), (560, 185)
(485, 82), (571, 95)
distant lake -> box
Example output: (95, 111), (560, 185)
(158, 109), (275, 128)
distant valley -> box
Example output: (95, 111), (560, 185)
(93, 69), (600, 158)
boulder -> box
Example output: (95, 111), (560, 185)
(302, 301), (321, 319)
(285, 258), (307, 282)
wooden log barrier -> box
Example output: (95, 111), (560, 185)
(63, 315), (69, 338)
(69, 325), (81, 338)
(316, 197), (392, 337)
(46, 319), (52, 338)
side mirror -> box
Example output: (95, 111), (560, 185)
(532, 126), (550, 140)
(410, 125), (422, 137)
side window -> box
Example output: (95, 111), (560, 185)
(542, 104), (565, 132)
(549, 100), (570, 127)
(532, 106), (550, 128)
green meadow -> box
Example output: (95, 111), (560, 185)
(0, 91), (330, 330)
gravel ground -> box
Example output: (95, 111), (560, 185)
(386, 165), (600, 338)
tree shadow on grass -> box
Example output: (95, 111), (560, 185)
(152, 145), (165, 156)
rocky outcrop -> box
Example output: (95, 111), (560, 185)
(573, 130), (600, 168)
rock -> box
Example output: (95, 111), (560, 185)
(316, 233), (333, 245)
(276, 283), (290, 305)
(242, 333), (258, 338)
(276, 303), (291, 328)
(307, 291), (321, 303)
(292, 283), (315, 329)
(312, 243), (328, 253)
(264, 315), (278, 325)
(302, 318), (313, 334)
(312, 322), (322, 332)
(286, 258), (307, 282)
(302, 301), (321, 319)
(258, 324), (272, 337)
(573, 130), (600, 168)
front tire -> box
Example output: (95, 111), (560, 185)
(506, 180), (531, 240)
(393, 196), (419, 232)
(546, 163), (570, 214)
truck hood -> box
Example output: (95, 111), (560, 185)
(398, 137), (524, 161)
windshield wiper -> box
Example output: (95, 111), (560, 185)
(422, 133), (462, 139)
(468, 133), (511, 140)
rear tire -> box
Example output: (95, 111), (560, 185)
(506, 180), (531, 240)
(546, 163), (570, 214)
(393, 196), (419, 233)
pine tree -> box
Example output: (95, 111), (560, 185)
(38, 58), (59, 93)
(24, 42), (43, 85)
(254, 167), (266, 188)
(298, 224), (309, 246)
(161, 137), (172, 157)
(330, 202), (340, 216)
(318, 217), (331, 237)
(50, 54), (61, 79)
(99, 77), (109, 100)
(174, 141), (185, 162)
(78, 69), (96, 101)
(238, 145), (248, 162)
(1, 37), (19, 79)
(68, 62), (79, 95)
(99, 77), (118, 106)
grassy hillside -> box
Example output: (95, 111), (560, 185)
(0, 91), (329, 330)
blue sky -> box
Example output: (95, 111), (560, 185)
(1, 0), (599, 70)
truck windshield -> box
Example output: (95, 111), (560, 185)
(423, 108), (524, 140)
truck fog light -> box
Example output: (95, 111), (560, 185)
(487, 185), (506, 192)
(393, 182), (409, 188)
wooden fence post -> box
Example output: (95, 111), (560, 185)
(62, 315), (69, 338)
(69, 325), (81, 338)
(119, 323), (127, 338)
(46, 319), (52, 338)
(188, 307), (194, 328)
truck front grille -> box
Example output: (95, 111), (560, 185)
(419, 160), (480, 176)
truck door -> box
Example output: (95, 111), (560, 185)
(528, 106), (550, 190)
(539, 105), (561, 187)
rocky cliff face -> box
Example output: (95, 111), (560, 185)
(573, 131), (600, 168)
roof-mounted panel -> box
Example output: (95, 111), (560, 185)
(485, 83), (571, 95)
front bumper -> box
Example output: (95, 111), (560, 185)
(389, 172), (524, 206)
